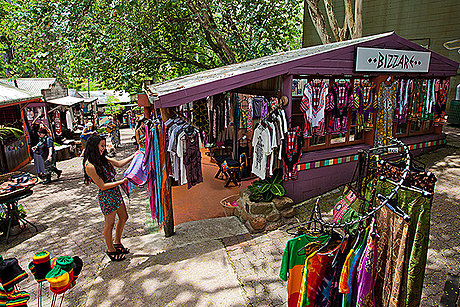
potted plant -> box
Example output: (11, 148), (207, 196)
(247, 169), (286, 202)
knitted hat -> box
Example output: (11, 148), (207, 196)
(4, 288), (29, 307)
(0, 258), (28, 290)
(70, 257), (83, 288)
(28, 251), (51, 282)
(0, 286), (6, 307)
(45, 266), (71, 294)
(56, 256), (74, 273)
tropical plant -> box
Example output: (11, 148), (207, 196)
(0, 126), (24, 141)
(247, 169), (286, 202)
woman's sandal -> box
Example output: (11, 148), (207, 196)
(113, 243), (130, 254)
(106, 250), (126, 262)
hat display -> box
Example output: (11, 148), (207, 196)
(29, 251), (51, 282)
(45, 266), (71, 294)
(0, 286), (7, 307)
(0, 258), (28, 290)
(4, 288), (29, 307)
(70, 257), (83, 287)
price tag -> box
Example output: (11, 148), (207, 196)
(387, 147), (399, 153)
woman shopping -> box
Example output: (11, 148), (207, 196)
(83, 134), (135, 261)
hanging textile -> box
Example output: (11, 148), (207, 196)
(374, 81), (397, 147)
(192, 99), (209, 136)
(237, 94), (254, 132)
(353, 80), (377, 132)
(280, 233), (331, 307)
(434, 79), (450, 126)
(282, 127), (303, 181)
(422, 79), (436, 121)
(251, 123), (271, 180)
(300, 79), (328, 138)
(327, 80), (353, 134)
(184, 131), (203, 189)
(158, 121), (172, 226)
(410, 79), (426, 122)
(394, 79), (413, 124)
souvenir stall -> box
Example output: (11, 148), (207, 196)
(140, 32), (458, 237)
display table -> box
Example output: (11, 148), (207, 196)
(0, 189), (37, 243)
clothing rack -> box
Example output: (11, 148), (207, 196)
(287, 138), (414, 235)
(171, 109), (200, 131)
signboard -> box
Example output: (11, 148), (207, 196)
(54, 110), (62, 136)
(355, 47), (431, 73)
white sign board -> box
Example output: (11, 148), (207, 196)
(355, 47), (431, 73)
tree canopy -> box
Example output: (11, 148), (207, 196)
(0, 0), (303, 92)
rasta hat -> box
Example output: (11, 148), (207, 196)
(46, 256), (75, 294)
(0, 258), (28, 290)
(4, 288), (30, 307)
(28, 251), (51, 282)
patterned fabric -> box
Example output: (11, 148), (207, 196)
(374, 205), (409, 307)
(280, 234), (330, 307)
(301, 80), (328, 138)
(98, 165), (124, 215)
(327, 80), (353, 134)
(422, 79), (436, 121)
(355, 219), (379, 307)
(261, 97), (270, 119)
(184, 132), (203, 189)
(354, 80), (377, 132)
(158, 121), (172, 227)
(374, 81), (397, 146)
(193, 99), (209, 135)
(434, 79), (450, 126)
(297, 242), (324, 307)
(282, 127), (303, 181)
(394, 79), (413, 124)
(409, 79), (425, 121)
(373, 179), (433, 307)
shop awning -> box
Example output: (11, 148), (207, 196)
(47, 96), (84, 106)
(0, 82), (41, 106)
(145, 32), (459, 108)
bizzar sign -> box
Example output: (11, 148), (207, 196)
(354, 47), (431, 73)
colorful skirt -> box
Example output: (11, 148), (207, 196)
(98, 186), (124, 215)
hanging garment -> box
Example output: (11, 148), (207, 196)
(373, 179), (433, 307)
(192, 99), (209, 136)
(374, 81), (397, 147)
(261, 98), (269, 119)
(355, 218), (379, 307)
(158, 122), (172, 226)
(422, 79), (436, 121)
(282, 127), (303, 181)
(65, 111), (74, 130)
(252, 97), (263, 118)
(301, 80), (328, 138)
(434, 79), (450, 126)
(327, 80), (353, 134)
(354, 80), (377, 132)
(410, 79), (427, 122)
(394, 79), (413, 124)
(184, 131), (203, 189)
(237, 94), (254, 131)
(251, 124), (271, 180)
(280, 234), (330, 307)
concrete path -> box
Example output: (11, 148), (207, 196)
(1, 126), (459, 306)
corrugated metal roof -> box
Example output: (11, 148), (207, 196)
(146, 32), (394, 99)
(0, 78), (56, 96)
(47, 96), (84, 106)
(0, 81), (41, 105)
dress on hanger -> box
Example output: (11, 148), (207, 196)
(374, 80), (397, 146)
(300, 80), (329, 138)
(327, 80), (353, 134)
(354, 80), (377, 132)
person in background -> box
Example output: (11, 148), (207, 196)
(83, 134), (135, 261)
(107, 115), (121, 149)
(80, 117), (95, 156)
(134, 120), (146, 151)
(38, 128), (62, 184)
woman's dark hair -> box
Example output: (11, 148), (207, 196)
(135, 120), (144, 131)
(83, 134), (114, 184)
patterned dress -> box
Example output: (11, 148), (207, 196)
(354, 80), (377, 132)
(409, 79), (425, 121)
(374, 82), (397, 146)
(327, 80), (353, 134)
(98, 165), (124, 215)
(394, 79), (413, 124)
(301, 80), (329, 138)
(434, 79), (450, 126)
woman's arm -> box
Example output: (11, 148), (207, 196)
(85, 163), (127, 190)
(107, 153), (135, 168)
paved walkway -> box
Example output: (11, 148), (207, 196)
(1, 126), (459, 306)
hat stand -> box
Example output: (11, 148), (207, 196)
(38, 282), (43, 307)
(50, 293), (57, 307)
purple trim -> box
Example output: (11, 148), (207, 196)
(282, 75), (293, 127)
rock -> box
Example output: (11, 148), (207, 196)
(281, 208), (295, 218)
(266, 212), (281, 222)
(249, 216), (267, 230)
(273, 197), (294, 211)
(245, 221), (263, 234)
(266, 222), (283, 232)
(239, 207), (250, 222)
(249, 201), (273, 215)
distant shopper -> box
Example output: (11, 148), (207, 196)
(83, 134), (135, 261)
(107, 115), (121, 148)
(80, 118), (95, 155)
(134, 120), (146, 151)
(38, 128), (62, 184)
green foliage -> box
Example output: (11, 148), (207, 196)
(0, 0), (303, 92)
(0, 125), (24, 141)
(104, 103), (125, 115)
(248, 169), (286, 202)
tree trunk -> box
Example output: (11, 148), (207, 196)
(353, 0), (363, 38)
(306, 0), (331, 44)
(343, 0), (355, 37)
(323, 0), (343, 41)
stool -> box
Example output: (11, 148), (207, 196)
(214, 155), (232, 180)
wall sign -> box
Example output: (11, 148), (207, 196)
(54, 110), (62, 136)
(355, 47), (431, 73)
